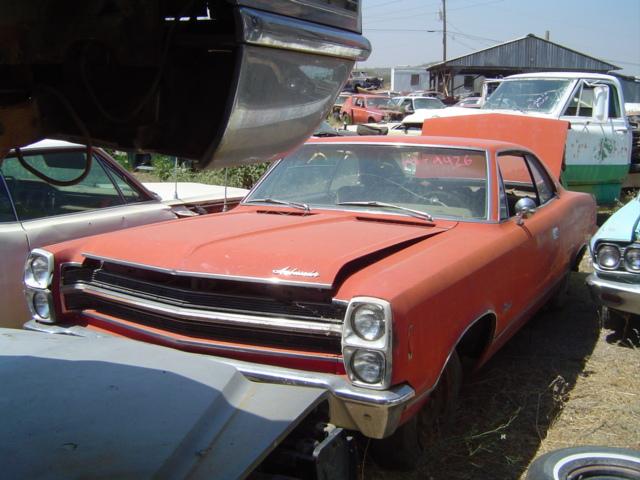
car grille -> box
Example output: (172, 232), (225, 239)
(62, 262), (345, 354)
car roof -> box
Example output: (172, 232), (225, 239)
(307, 134), (527, 152)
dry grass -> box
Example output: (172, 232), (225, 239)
(364, 255), (640, 479)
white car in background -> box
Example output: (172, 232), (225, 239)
(1, 139), (242, 328)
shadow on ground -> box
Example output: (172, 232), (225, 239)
(603, 309), (640, 348)
(365, 271), (601, 480)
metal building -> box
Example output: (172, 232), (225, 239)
(390, 67), (429, 93)
(428, 33), (619, 97)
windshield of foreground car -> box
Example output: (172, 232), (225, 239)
(245, 143), (489, 221)
(483, 79), (572, 113)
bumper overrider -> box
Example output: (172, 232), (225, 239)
(586, 273), (640, 315)
(23, 251), (417, 439)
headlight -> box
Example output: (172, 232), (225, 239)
(24, 249), (54, 289)
(352, 304), (385, 341)
(624, 247), (640, 272)
(596, 244), (621, 269)
(32, 291), (51, 319)
(342, 297), (392, 389)
(350, 349), (384, 384)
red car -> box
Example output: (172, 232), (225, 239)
(339, 94), (404, 124)
(25, 116), (595, 468)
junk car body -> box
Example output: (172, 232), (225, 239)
(0, 328), (353, 479)
(25, 118), (596, 464)
(340, 94), (404, 125)
(587, 193), (640, 318)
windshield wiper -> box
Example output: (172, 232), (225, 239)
(336, 201), (433, 222)
(246, 197), (310, 214)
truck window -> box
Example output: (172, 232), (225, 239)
(564, 83), (594, 117)
(608, 84), (622, 118)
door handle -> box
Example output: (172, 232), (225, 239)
(552, 227), (560, 240)
(614, 128), (629, 134)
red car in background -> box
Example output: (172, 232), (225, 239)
(340, 94), (404, 124)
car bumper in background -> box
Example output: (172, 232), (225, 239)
(586, 273), (640, 315)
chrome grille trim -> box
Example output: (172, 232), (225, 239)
(63, 284), (343, 336)
(82, 311), (340, 363)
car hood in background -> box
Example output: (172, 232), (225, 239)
(0, 329), (326, 479)
(591, 194), (640, 246)
(73, 209), (450, 288)
(420, 113), (568, 179)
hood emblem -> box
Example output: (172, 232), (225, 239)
(272, 266), (320, 278)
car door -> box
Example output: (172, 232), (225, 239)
(561, 80), (632, 202)
(493, 151), (563, 338)
(353, 96), (366, 123)
(0, 176), (30, 329)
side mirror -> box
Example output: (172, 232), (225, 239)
(514, 197), (536, 225)
(593, 85), (609, 122)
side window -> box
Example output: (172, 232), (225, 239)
(106, 165), (146, 203)
(0, 151), (125, 221)
(527, 155), (555, 204)
(498, 153), (555, 218)
(355, 97), (364, 107)
(564, 83), (594, 117)
(608, 84), (621, 118)
(0, 177), (16, 222)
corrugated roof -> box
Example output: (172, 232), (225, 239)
(428, 34), (618, 73)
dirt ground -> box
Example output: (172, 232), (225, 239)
(364, 256), (640, 479)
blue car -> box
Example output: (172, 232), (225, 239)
(587, 194), (640, 319)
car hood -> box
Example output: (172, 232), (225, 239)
(0, 329), (326, 479)
(74, 209), (451, 288)
(419, 113), (568, 179)
(591, 194), (640, 247)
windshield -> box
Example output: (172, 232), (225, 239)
(367, 97), (394, 108)
(246, 143), (489, 221)
(413, 98), (445, 109)
(483, 79), (572, 113)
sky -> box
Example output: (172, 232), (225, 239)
(359, 0), (640, 77)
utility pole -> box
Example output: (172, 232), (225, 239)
(442, 0), (447, 63)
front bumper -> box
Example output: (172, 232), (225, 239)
(586, 273), (640, 315)
(24, 320), (415, 439)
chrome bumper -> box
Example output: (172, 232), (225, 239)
(586, 273), (640, 315)
(24, 320), (415, 439)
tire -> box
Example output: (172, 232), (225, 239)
(370, 351), (462, 470)
(341, 113), (352, 125)
(526, 446), (640, 480)
(367, 117), (375, 123)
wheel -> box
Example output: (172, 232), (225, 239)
(367, 117), (375, 123)
(341, 113), (352, 125)
(370, 351), (462, 470)
(526, 446), (640, 480)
